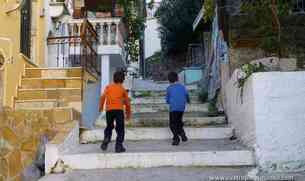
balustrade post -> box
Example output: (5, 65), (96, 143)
(107, 22), (111, 45)
(115, 22), (119, 45)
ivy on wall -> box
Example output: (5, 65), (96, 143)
(203, 0), (215, 23)
(118, 0), (145, 62)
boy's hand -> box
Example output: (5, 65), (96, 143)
(126, 113), (131, 121)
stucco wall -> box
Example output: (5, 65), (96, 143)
(225, 71), (305, 172)
(252, 72), (305, 172)
(224, 70), (256, 147)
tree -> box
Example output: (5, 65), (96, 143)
(155, 0), (202, 59)
(240, 0), (293, 56)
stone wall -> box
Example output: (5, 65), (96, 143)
(225, 71), (305, 173)
(0, 108), (80, 181)
(229, 48), (265, 75)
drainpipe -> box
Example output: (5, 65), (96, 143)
(0, 37), (14, 65)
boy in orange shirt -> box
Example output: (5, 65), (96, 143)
(99, 71), (131, 153)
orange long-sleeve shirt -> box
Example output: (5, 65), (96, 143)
(99, 83), (131, 118)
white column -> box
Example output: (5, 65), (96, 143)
(101, 55), (110, 94)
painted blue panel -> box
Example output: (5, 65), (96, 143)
(82, 80), (101, 129)
(184, 68), (203, 84)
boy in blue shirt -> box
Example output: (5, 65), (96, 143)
(166, 72), (190, 146)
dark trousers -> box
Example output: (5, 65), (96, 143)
(104, 110), (125, 145)
(169, 111), (186, 140)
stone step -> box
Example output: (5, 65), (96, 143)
(17, 88), (82, 101)
(21, 77), (82, 89)
(58, 139), (255, 170)
(24, 67), (82, 79)
(128, 115), (226, 127)
(131, 103), (208, 113)
(80, 126), (233, 143)
(14, 99), (81, 111)
(131, 96), (201, 104)
(12, 107), (81, 123)
(95, 115), (226, 128)
(133, 89), (198, 98)
(133, 111), (220, 118)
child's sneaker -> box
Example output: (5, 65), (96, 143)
(172, 138), (180, 146)
(115, 144), (126, 153)
(181, 134), (188, 142)
(100, 139), (110, 151)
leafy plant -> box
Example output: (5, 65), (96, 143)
(203, 0), (215, 23)
(135, 91), (152, 97)
(118, 0), (145, 62)
(236, 63), (266, 103)
(208, 97), (218, 114)
(198, 88), (208, 103)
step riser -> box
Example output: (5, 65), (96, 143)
(131, 104), (208, 113)
(133, 91), (198, 98)
(61, 151), (254, 169)
(127, 117), (226, 127)
(80, 128), (233, 143)
(95, 117), (226, 128)
(15, 101), (82, 112)
(132, 97), (201, 104)
(24, 69), (82, 78)
(133, 112), (219, 118)
(17, 89), (81, 101)
(21, 79), (82, 89)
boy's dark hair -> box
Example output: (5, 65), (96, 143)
(168, 71), (178, 83)
(113, 71), (125, 83)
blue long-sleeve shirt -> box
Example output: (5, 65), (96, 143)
(166, 83), (190, 112)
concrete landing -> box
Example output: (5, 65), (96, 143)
(80, 127), (233, 143)
(58, 139), (254, 170)
(40, 167), (255, 181)
(67, 139), (249, 154)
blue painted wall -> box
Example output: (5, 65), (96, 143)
(82, 80), (101, 129)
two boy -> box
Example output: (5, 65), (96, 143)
(99, 71), (189, 153)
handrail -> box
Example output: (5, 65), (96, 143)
(47, 18), (100, 76)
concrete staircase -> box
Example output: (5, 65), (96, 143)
(14, 67), (83, 111)
(52, 89), (256, 173)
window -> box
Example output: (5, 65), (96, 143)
(20, 0), (31, 58)
(293, 0), (305, 13)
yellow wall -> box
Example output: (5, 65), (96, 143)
(0, 0), (46, 108)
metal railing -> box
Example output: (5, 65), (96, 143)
(47, 19), (100, 76)
(293, 0), (305, 13)
(20, 0), (31, 58)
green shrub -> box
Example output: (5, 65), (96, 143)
(198, 88), (208, 103)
